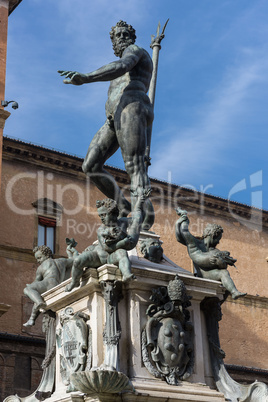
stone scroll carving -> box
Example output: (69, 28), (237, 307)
(142, 275), (194, 385)
(100, 280), (123, 371)
(201, 297), (268, 402)
(70, 280), (134, 395)
(56, 306), (91, 392)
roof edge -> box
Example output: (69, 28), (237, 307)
(3, 135), (268, 217)
(8, 0), (23, 16)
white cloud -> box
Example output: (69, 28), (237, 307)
(150, 48), (268, 184)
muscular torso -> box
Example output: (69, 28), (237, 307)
(97, 219), (129, 254)
(105, 44), (153, 117)
(38, 259), (60, 283)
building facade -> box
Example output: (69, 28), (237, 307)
(0, 136), (267, 399)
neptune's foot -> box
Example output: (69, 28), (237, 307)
(232, 291), (247, 300)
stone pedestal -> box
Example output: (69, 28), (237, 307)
(6, 237), (267, 401)
(39, 254), (226, 402)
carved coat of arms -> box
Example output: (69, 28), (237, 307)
(56, 306), (91, 392)
(142, 275), (194, 385)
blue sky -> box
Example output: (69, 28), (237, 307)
(5, 0), (268, 210)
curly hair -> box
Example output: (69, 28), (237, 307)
(203, 223), (223, 239)
(110, 20), (136, 57)
(96, 198), (119, 217)
(33, 245), (52, 258)
(110, 20), (136, 43)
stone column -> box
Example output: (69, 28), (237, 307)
(100, 280), (123, 371)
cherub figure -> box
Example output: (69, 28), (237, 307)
(65, 194), (146, 292)
(175, 207), (246, 300)
(140, 237), (163, 263)
(23, 245), (73, 326)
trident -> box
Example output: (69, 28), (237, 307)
(145, 19), (169, 169)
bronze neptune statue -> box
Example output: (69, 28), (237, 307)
(59, 21), (154, 229)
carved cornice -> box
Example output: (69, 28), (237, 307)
(3, 137), (83, 177)
(225, 293), (268, 309)
(2, 136), (268, 227)
(151, 179), (267, 227)
(0, 244), (35, 262)
(0, 244), (63, 263)
(226, 364), (268, 376)
(32, 198), (63, 217)
(0, 332), (45, 345)
(2, 137), (129, 184)
(225, 364), (268, 385)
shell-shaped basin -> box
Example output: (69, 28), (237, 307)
(70, 369), (134, 394)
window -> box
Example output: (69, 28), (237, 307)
(38, 216), (56, 253)
(32, 198), (63, 255)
